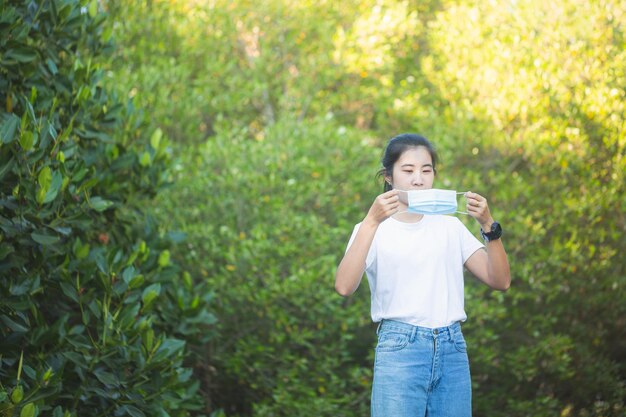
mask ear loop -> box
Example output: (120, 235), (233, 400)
(455, 191), (469, 215)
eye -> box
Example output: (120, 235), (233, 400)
(403, 170), (413, 174)
(422, 169), (432, 174)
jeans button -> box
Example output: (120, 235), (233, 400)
(433, 329), (439, 335)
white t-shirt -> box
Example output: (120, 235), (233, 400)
(347, 215), (484, 328)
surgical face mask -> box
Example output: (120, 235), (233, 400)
(398, 189), (468, 215)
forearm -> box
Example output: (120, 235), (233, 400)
(335, 220), (378, 297)
(485, 239), (511, 291)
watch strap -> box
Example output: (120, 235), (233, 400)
(481, 221), (502, 242)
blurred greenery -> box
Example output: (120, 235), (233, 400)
(2, 0), (624, 416)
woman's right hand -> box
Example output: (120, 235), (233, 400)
(364, 189), (400, 226)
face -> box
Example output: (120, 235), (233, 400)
(385, 146), (435, 191)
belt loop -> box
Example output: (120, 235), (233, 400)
(376, 320), (383, 335)
(449, 321), (459, 339)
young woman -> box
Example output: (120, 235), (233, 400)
(335, 133), (511, 417)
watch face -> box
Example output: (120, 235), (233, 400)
(482, 222), (502, 241)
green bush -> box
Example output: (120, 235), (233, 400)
(153, 118), (381, 416)
(0, 1), (213, 416)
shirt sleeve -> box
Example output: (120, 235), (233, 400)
(345, 223), (360, 252)
(456, 218), (484, 263)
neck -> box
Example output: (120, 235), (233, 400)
(392, 210), (424, 223)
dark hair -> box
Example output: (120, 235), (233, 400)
(377, 133), (438, 192)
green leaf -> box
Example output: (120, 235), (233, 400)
(9, 277), (31, 296)
(42, 367), (53, 382)
(36, 166), (52, 204)
(78, 177), (98, 192)
(52, 226), (72, 236)
(89, 196), (114, 212)
(93, 369), (118, 387)
(43, 170), (63, 203)
(48, 122), (57, 141)
(6, 47), (38, 63)
(24, 101), (36, 124)
(158, 250), (170, 267)
(59, 282), (78, 303)
(142, 328), (154, 351)
(0, 243), (14, 260)
(150, 128), (162, 150)
(0, 156), (15, 180)
(88, 0), (98, 17)
(118, 303), (141, 329)
(37, 166), (52, 189)
(73, 239), (90, 259)
(129, 274), (144, 289)
(20, 402), (36, 417)
(31, 233), (60, 245)
(1, 315), (28, 332)
(126, 406), (146, 417)
(76, 243), (90, 259)
(19, 131), (34, 150)
(46, 58), (58, 75)
(154, 338), (186, 360)
(10, 385), (23, 404)
(1, 114), (20, 144)
(122, 266), (136, 283)
(139, 151), (151, 167)
(142, 283), (161, 307)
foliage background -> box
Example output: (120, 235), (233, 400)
(2, 0), (624, 416)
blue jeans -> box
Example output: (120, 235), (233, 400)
(371, 320), (472, 417)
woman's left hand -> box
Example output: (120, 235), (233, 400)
(465, 191), (494, 229)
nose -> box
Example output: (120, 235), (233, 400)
(412, 172), (424, 186)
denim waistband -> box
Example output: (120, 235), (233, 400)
(376, 319), (462, 340)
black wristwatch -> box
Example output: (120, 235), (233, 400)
(480, 221), (502, 242)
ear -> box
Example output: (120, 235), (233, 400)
(384, 175), (392, 186)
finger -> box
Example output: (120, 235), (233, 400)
(382, 194), (399, 204)
(382, 189), (399, 197)
(466, 191), (485, 203)
(384, 205), (399, 216)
